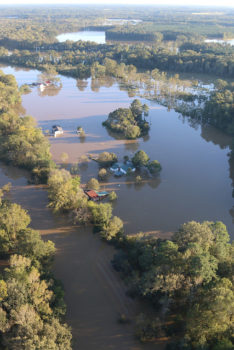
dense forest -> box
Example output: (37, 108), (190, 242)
(0, 185), (72, 349)
(0, 39), (233, 77)
(113, 221), (234, 349)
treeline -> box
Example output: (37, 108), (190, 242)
(106, 25), (163, 43)
(1, 5), (234, 47)
(202, 81), (234, 135)
(0, 185), (72, 349)
(176, 80), (234, 136)
(0, 39), (233, 78)
(0, 70), (55, 183)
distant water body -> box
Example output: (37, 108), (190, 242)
(204, 38), (234, 46)
(56, 31), (106, 44)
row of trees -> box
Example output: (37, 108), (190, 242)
(172, 79), (234, 136)
(0, 70), (55, 183)
(0, 185), (72, 349)
(47, 168), (123, 241)
(1, 39), (233, 78)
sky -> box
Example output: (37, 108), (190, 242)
(0, 0), (233, 7)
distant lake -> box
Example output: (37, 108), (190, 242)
(56, 31), (106, 44)
(204, 38), (234, 46)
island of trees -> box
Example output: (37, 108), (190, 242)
(103, 99), (150, 139)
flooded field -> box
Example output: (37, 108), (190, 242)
(0, 64), (233, 349)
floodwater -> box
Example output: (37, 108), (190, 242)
(204, 38), (234, 46)
(0, 164), (161, 350)
(1, 64), (233, 239)
(56, 31), (106, 44)
(0, 64), (233, 348)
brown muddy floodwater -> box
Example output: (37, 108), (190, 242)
(0, 65), (233, 348)
(2, 65), (233, 238)
(0, 164), (162, 350)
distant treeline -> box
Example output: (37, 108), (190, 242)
(0, 39), (233, 77)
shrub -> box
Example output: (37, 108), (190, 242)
(147, 160), (162, 174)
(97, 152), (117, 167)
(109, 191), (117, 201)
(100, 216), (123, 241)
(98, 168), (107, 180)
(135, 175), (142, 184)
(132, 150), (149, 167)
(86, 178), (100, 190)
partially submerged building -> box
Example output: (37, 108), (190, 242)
(84, 190), (109, 201)
(52, 125), (64, 137)
(110, 162), (136, 177)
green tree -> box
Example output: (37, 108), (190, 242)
(185, 278), (234, 348)
(132, 150), (150, 167)
(48, 169), (82, 212)
(86, 178), (100, 191)
(100, 216), (123, 241)
(147, 160), (162, 174)
(98, 168), (107, 180)
(130, 99), (143, 118)
(90, 202), (112, 228)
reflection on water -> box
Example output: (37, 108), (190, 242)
(56, 31), (106, 44)
(204, 38), (234, 46)
(0, 65), (233, 239)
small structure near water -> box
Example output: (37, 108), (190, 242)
(84, 190), (109, 201)
(29, 80), (53, 91)
(52, 125), (64, 137)
(110, 162), (136, 177)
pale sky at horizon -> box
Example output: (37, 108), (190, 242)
(0, 0), (233, 8)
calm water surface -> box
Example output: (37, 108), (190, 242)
(1, 65), (234, 239)
(56, 31), (106, 44)
(204, 38), (234, 46)
(0, 64), (233, 349)
(0, 163), (160, 350)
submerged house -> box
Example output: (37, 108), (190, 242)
(110, 162), (136, 177)
(52, 125), (64, 137)
(39, 83), (46, 92)
(84, 190), (109, 201)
